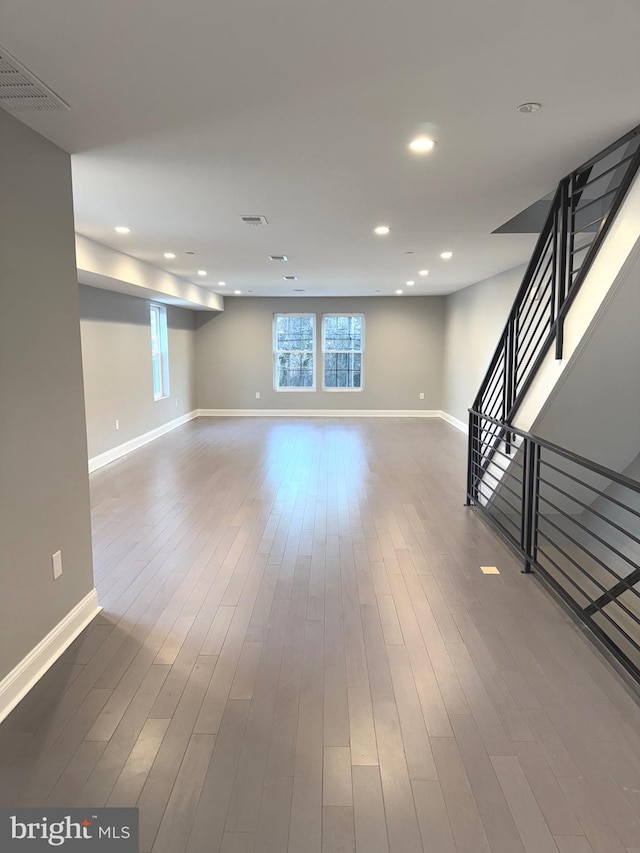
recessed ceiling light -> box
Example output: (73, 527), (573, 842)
(163, 252), (176, 259)
(395, 289), (403, 295)
(218, 281), (226, 286)
(419, 269), (429, 276)
(234, 290), (241, 294)
(517, 102), (541, 114)
(374, 226), (390, 235)
(406, 281), (415, 286)
(197, 270), (207, 276)
(114, 226), (130, 234)
(269, 255), (288, 261)
(409, 136), (435, 153)
(440, 251), (453, 260)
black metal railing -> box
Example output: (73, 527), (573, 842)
(467, 410), (640, 685)
(475, 125), (640, 426)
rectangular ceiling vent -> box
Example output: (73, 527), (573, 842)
(283, 275), (298, 281)
(240, 215), (268, 225)
(269, 255), (288, 261)
(0, 45), (69, 113)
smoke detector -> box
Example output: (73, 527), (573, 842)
(517, 102), (541, 114)
(240, 215), (268, 225)
(0, 45), (69, 112)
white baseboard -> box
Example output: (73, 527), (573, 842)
(439, 411), (469, 434)
(88, 410), (198, 472)
(197, 408), (443, 418)
(0, 589), (101, 725)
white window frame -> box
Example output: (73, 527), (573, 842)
(273, 313), (316, 392)
(322, 313), (365, 392)
(150, 303), (170, 401)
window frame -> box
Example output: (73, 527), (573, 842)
(150, 303), (170, 401)
(273, 312), (316, 392)
(321, 313), (365, 392)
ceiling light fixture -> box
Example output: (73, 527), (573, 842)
(419, 269), (429, 276)
(114, 226), (130, 234)
(218, 281), (226, 286)
(517, 102), (541, 114)
(374, 226), (390, 235)
(197, 270), (207, 276)
(406, 281), (415, 286)
(409, 136), (435, 153)
(395, 289), (403, 295)
(440, 251), (453, 259)
(163, 252), (176, 259)
(234, 290), (241, 294)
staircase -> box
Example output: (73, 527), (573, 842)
(466, 125), (640, 685)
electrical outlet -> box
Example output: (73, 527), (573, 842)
(52, 550), (63, 580)
(256, 391), (261, 399)
(115, 419), (120, 430)
(419, 392), (425, 400)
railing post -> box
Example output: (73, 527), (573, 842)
(555, 177), (571, 360)
(465, 411), (478, 506)
(521, 437), (536, 574)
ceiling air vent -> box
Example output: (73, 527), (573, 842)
(0, 45), (69, 113)
(240, 215), (268, 225)
(283, 275), (298, 281)
(269, 255), (288, 261)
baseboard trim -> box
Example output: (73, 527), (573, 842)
(88, 410), (198, 472)
(196, 408), (443, 418)
(439, 411), (469, 434)
(0, 589), (101, 725)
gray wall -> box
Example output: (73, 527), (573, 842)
(0, 111), (95, 682)
(442, 265), (524, 423)
(79, 285), (196, 459)
(195, 296), (445, 411)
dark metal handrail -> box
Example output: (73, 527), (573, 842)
(474, 124), (640, 425)
(466, 410), (640, 686)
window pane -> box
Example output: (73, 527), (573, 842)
(324, 315), (362, 351)
(278, 352), (314, 387)
(275, 315), (314, 351)
(324, 352), (362, 388)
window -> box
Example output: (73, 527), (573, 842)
(150, 303), (170, 400)
(273, 313), (315, 390)
(322, 314), (364, 390)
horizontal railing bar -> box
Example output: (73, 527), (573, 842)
(476, 484), (521, 529)
(535, 475), (640, 546)
(570, 125), (640, 179)
(536, 493), (640, 572)
(473, 437), (524, 464)
(536, 510), (633, 586)
(569, 240), (595, 257)
(572, 185), (619, 217)
(515, 285), (553, 343)
(585, 568), (640, 615)
(515, 297), (554, 362)
(536, 540), (605, 600)
(469, 410), (640, 495)
(574, 151), (636, 191)
(540, 459), (640, 512)
(585, 603), (640, 654)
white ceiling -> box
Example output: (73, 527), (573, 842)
(2, 0), (639, 298)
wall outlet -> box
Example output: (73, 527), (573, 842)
(115, 419), (120, 430)
(419, 392), (425, 400)
(52, 550), (63, 580)
(256, 391), (261, 399)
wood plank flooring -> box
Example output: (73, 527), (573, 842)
(1, 416), (639, 853)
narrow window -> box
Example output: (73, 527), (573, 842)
(322, 314), (364, 390)
(273, 313), (315, 391)
(150, 303), (170, 400)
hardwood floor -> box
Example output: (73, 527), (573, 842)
(1, 416), (640, 853)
